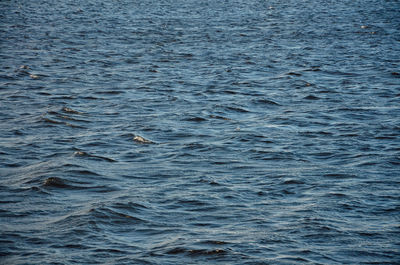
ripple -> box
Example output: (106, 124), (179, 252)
(1, 0), (399, 264)
(62, 107), (84, 115)
(183, 116), (208, 122)
(303, 95), (320, 100)
(74, 151), (117, 162)
(65, 169), (101, 177)
(166, 247), (227, 256)
(251, 98), (280, 106)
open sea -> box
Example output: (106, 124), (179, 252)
(1, 0), (399, 264)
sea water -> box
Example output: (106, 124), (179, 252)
(1, 0), (399, 264)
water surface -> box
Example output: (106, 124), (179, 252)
(1, 0), (399, 264)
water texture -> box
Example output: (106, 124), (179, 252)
(1, 0), (399, 264)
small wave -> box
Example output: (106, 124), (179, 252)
(375, 135), (397, 140)
(65, 123), (87, 129)
(41, 114), (87, 129)
(323, 70), (359, 77)
(133, 135), (155, 144)
(175, 199), (209, 207)
(323, 192), (348, 198)
(65, 169), (101, 177)
(309, 151), (334, 158)
(42, 117), (63, 125)
(209, 114), (231, 120)
(62, 107), (84, 115)
(225, 106), (250, 113)
(231, 81), (251, 86)
(42, 177), (112, 191)
(197, 179), (221, 186)
(323, 173), (356, 179)
(48, 110), (88, 122)
(164, 247), (227, 256)
(43, 177), (71, 188)
(304, 67), (321, 72)
(303, 95), (320, 100)
(93, 248), (128, 254)
(88, 206), (147, 225)
(252, 98), (280, 105)
(198, 240), (229, 246)
(111, 201), (148, 211)
(95, 90), (125, 95)
(183, 116), (207, 122)
(57, 115), (90, 123)
(222, 90), (238, 94)
(281, 179), (305, 185)
(74, 151), (116, 162)
(286, 71), (302, 76)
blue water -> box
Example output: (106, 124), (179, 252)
(1, 0), (399, 264)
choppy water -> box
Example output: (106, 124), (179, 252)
(1, 0), (399, 264)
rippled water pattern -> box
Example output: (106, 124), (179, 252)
(1, 0), (399, 264)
